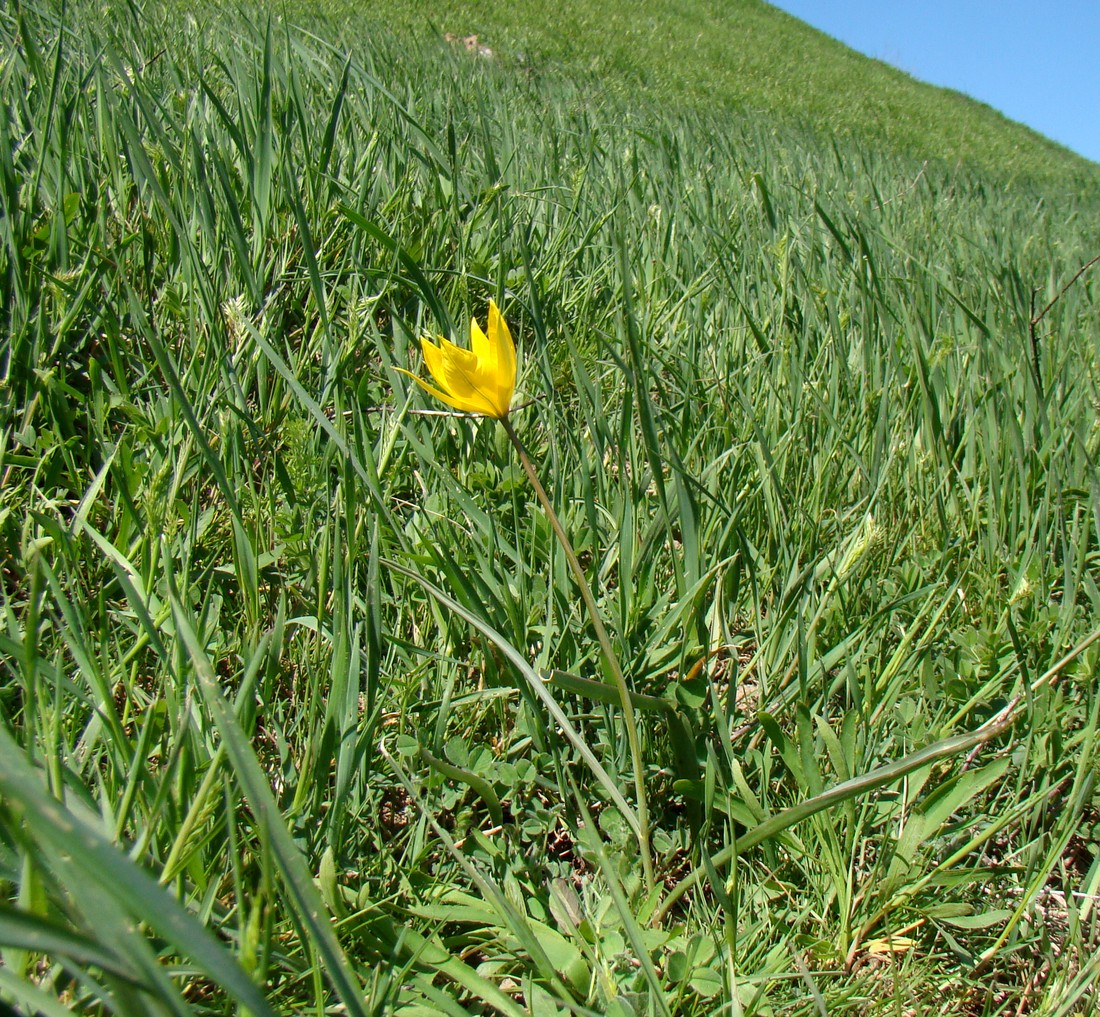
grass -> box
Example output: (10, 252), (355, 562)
(1, 0), (1099, 1014)
(309, 0), (1100, 194)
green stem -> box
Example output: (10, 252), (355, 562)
(500, 415), (655, 894)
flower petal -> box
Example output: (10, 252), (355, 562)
(423, 336), (485, 402)
(470, 316), (492, 365)
(394, 367), (494, 415)
(487, 300), (516, 413)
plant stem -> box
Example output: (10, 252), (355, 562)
(500, 414), (655, 894)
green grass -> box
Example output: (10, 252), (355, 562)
(311, 0), (1099, 193)
(1, 0), (1099, 1014)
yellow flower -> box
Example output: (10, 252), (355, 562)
(398, 300), (516, 419)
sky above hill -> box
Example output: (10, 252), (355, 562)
(768, 1), (1100, 165)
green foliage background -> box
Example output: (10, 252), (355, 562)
(1, 0), (1098, 1014)
(320, 0), (1098, 191)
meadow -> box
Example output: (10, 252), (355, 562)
(1, 0), (1099, 1014)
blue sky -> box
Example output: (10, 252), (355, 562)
(767, 1), (1100, 165)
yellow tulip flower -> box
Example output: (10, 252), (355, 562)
(398, 299), (516, 419)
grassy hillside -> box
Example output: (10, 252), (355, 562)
(1, 0), (1099, 1014)
(320, 0), (1100, 192)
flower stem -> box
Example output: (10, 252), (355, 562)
(500, 414), (655, 894)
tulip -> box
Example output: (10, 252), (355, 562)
(398, 299), (515, 419)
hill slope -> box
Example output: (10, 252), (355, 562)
(320, 0), (1098, 192)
